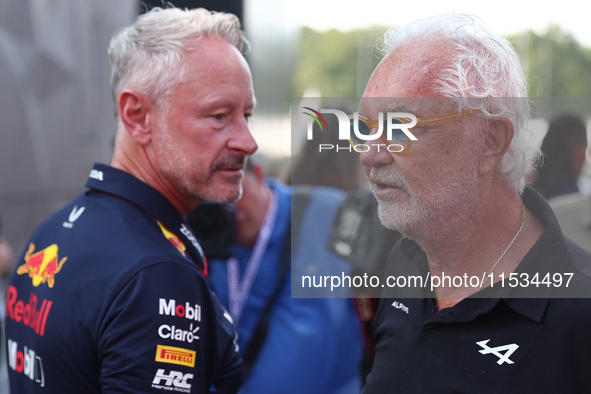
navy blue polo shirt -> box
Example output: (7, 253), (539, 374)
(363, 187), (591, 393)
(5, 163), (241, 393)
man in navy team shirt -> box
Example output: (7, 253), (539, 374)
(6, 7), (257, 393)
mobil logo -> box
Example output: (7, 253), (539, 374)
(6, 339), (45, 387)
(159, 298), (201, 321)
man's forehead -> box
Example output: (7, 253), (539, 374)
(185, 37), (248, 72)
(363, 38), (456, 100)
(359, 98), (417, 114)
(173, 36), (255, 106)
(359, 97), (457, 118)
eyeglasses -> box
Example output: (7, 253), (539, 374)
(348, 109), (481, 154)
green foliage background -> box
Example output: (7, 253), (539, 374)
(293, 25), (591, 101)
(293, 27), (386, 97)
(509, 26), (591, 98)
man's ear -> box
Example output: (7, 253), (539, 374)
(118, 89), (154, 146)
(479, 117), (514, 175)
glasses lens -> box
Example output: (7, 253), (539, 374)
(383, 118), (408, 151)
(348, 116), (412, 154)
(349, 116), (371, 146)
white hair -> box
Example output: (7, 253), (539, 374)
(108, 7), (249, 114)
(378, 13), (539, 194)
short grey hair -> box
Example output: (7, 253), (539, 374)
(378, 13), (538, 194)
(108, 7), (249, 114)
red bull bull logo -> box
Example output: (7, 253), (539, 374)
(17, 243), (67, 288)
(157, 221), (187, 257)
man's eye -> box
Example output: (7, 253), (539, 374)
(244, 113), (252, 121)
(213, 114), (226, 121)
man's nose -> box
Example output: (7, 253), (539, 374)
(229, 117), (258, 156)
(359, 128), (394, 168)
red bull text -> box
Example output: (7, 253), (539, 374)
(5, 286), (52, 336)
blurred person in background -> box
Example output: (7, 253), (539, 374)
(289, 105), (399, 380)
(550, 175), (591, 252)
(5, 7), (257, 393)
(0, 216), (15, 299)
(287, 106), (367, 190)
(548, 116), (591, 252)
(0, 215), (15, 394)
(532, 114), (587, 200)
(206, 157), (364, 394)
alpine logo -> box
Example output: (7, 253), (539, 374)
(159, 299), (201, 321)
(7, 339), (45, 387)
(63, 205), (85, 228)
(391, 301), (409, 314)
(152, 369), (193, 393)
(476, 339), (519, 365)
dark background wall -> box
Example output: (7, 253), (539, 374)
(0, 1), (137, 257)
(141, 0), (243, 24)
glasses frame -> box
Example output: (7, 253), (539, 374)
(348, 109), (481, 155)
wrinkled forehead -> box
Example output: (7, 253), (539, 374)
(359, 97), (459, 119)
(361, 38), (457, 113)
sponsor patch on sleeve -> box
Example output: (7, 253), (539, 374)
(155, 345), (196, 368)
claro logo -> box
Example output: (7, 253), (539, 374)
(158, 324), (200, 344)
(159, 299), (201, 321)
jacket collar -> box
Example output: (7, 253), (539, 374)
(85, 163), (207, 274)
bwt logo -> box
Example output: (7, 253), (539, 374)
(302, 107), (418, 153)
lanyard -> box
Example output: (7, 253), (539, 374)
(227, 190), (278, 326)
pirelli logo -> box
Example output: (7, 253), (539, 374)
(155, 345), (196, 368)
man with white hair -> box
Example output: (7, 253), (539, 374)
(6, 7), (256, 393)
(358, 14), (591, 393)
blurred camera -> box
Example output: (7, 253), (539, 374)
(186, 203), (236, 260)
(326, 188), (399, 277)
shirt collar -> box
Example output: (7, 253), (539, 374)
(402, 186), (571, 322)
(494, 186), (571, 317)
(85, 163), (207, 274)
